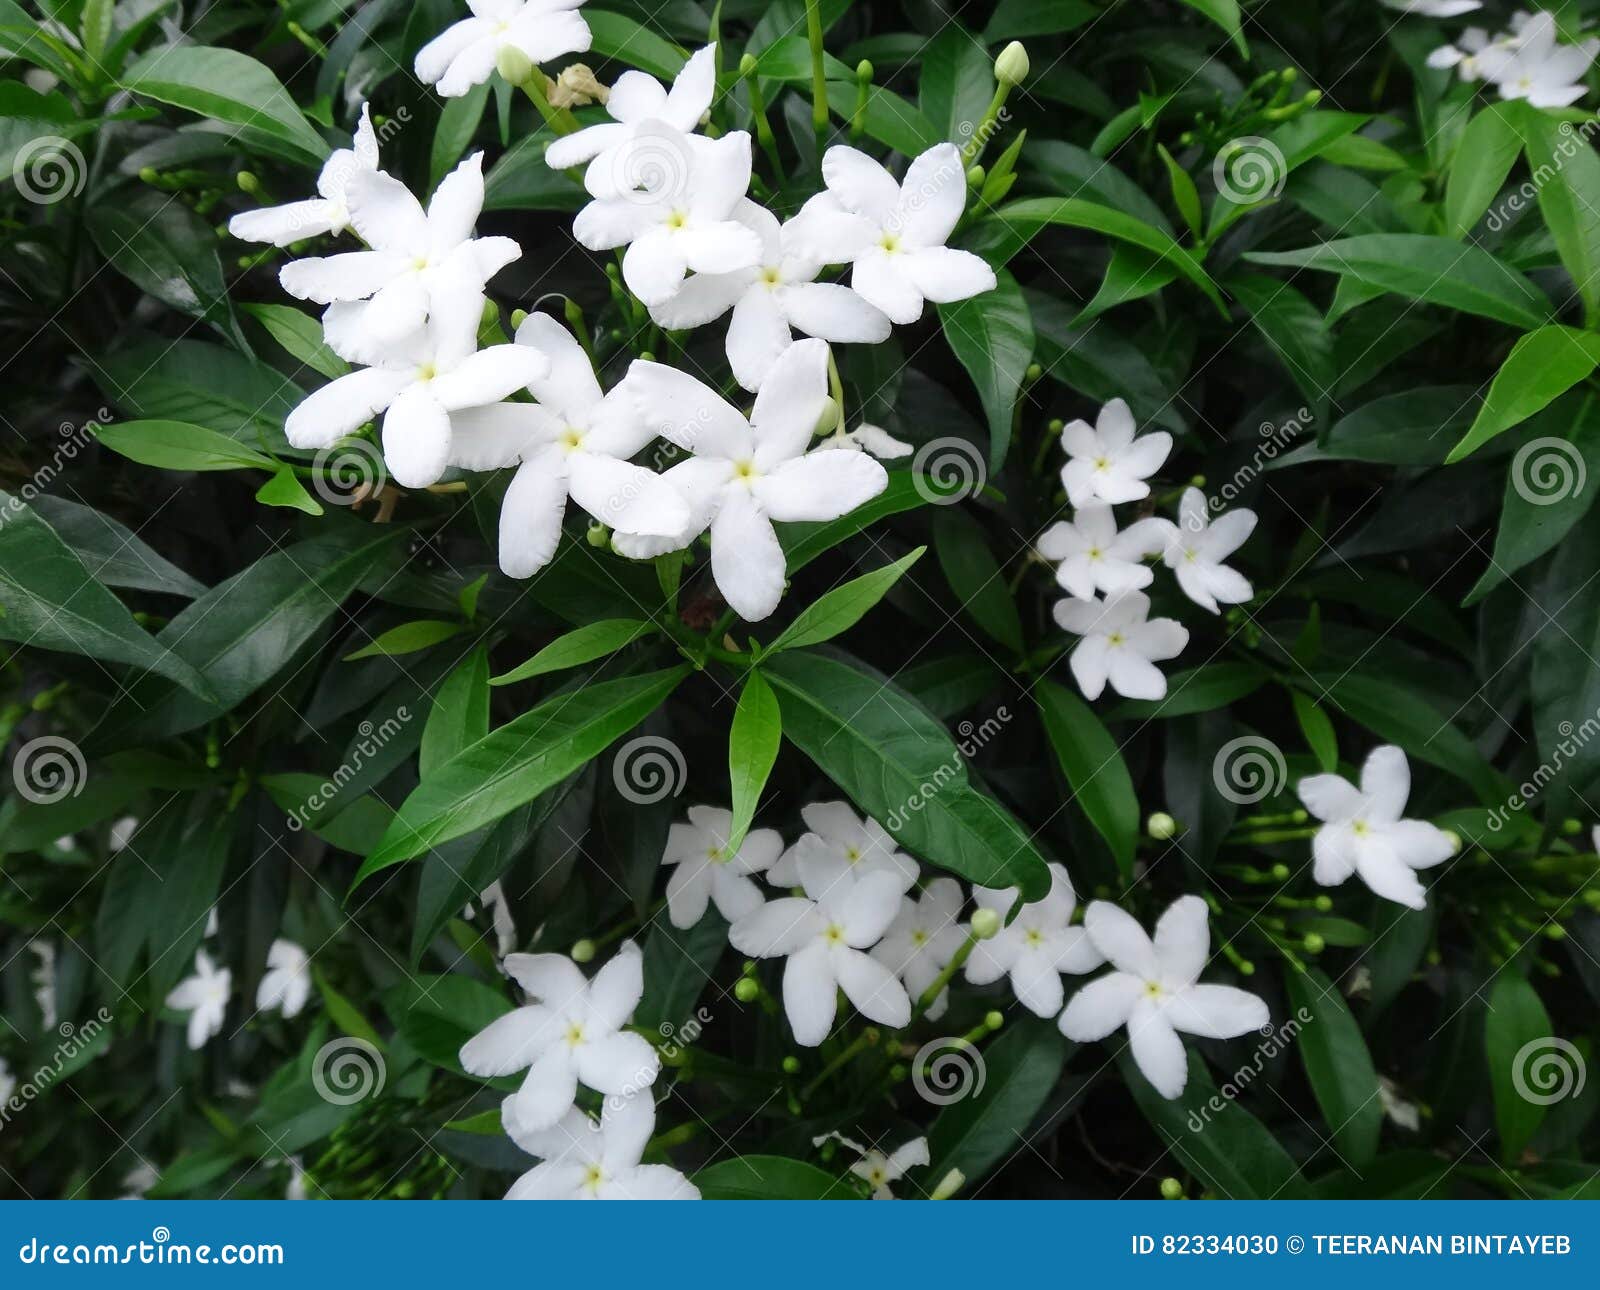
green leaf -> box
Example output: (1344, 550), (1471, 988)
(933, 509), (1023, 654)
(241, 303), (348, 380)
(1124, 1049), (1311, 1199)
(254, 465), (324, 515)
(1208, 112), (1369, 238)
(1274, 386), (1477, 468)
(88, 191), (238, 341)
(1446, 325), (1600, 462)
(1036, 680), (1139, 876)
(987, 196), (1225, 314)
(356, 667), (689, 882)
(727, 669), (781, 855)
(1286, 966), (1383, 1168)
(1485, 973), (1553, 1163)
(1106, 662), (1268, 719)
(1291, 690), (1338, 771)
(919, 25), (994, 143)
(1157, 143), (1203, 237)
(0, 491), (215, 699)
(96, 419), (274, 472)
(1178, 0), (1246, 56)
(584, 9), (686, 79)
(1444, 102), (1522, 238)
(1228, 274), (1336, 420)
(781, 472), (949, 573)
(1518, 105), (1600, 327)
(692, 1156), (853, 1200)
(315, 973), (385, 1049)
(491, 618), (653, 685)
(343, 619), (465, 661)
(763, 649), (1051, 899)
(938, 268), (1033, 473)
(27, 495), (205, 599)
(1246, 235), (1549, 330)
(430, 81), (489, 189)
(983, 0), (1096, 40)
(122, 47), (329, 163)
(634, 912), (728, 1031)
(767, 548), (924, 655)
(926, 1019), (1067, 1183)
(420, 647), (490, 778)
(384, 974), (511, 1076)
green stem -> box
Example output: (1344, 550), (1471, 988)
(804, 0), (830, 149)
(800, 1026), (878, 1099)
(960, 84), (1010, 168)
(518, 75), (579, 136)
(913, 933), (978, 1018)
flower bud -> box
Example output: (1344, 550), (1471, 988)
(929, 1167), (966, 1200)
(236, 171), (260, 194)
(1302, 932), (1325, 955)
(586, 521), (610, 548)
(813, 395), (840, 435)
(1146, 811), (1177, 840)
(510, 308), (529, 330)
(970, 907), (1002, 940)
(495, 44), (534, 87)
(734, 977), (760, 1003)
(994, 41), (1030, 87)
(856, 59), (873, 84)
(570, 938), (595, 963)
(984, 1010), (1004, 1032)
(1160, 1177), (1184, 1200)
(782, 1055), (801, 1074)
(1442, 830), (1461, 855)
(739, 52), (759, 78)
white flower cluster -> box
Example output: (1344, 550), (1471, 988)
(650, 800), (1268, 1098)
(166, 937), (310, 1050)
(230, 31), (997, 623)
(1423, 9), (1598, 106)
(1046, 399), (1256, 702)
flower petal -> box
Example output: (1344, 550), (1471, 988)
(833, 946), (911, 1027)
(902, 246), (996, 304)
(285, 368), (409, 449)
(513, 1047), (579, 1131)
(279, 250), (408, 305)
(345, 168), (428, 255)
(783, 940), (838, 1046)
(729, 897), (823, 957)
(498, 446), (571, 578)
(1128, 1000), (1189, 1099)
(709, 486), (785, 621)
(894, 142), (967, 246)
(851, 246), (924, 324)
(750, 336), (830, 465)
(459, 1005), (556, 1076)
(568, 450), (690, 536)
(1084, 901), (1159, 978)
(574, 1030), (657, 1095)
(1059, 972), (1143, 1041)
(585, 941), (644, 1032)
(1166, 984), (1269, 1040)
(752, 449), (887, 522)
(822, 145), (900, 223)
(381, 387), (452, 488)
(1360, 745), (1411, 822)
(725, 284), (794, 393)
(1153, 895), (1209, 988)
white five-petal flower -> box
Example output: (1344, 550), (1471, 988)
(166, 949), (231, 1050)
(613, 338), (888, 621)
(788, 143), (996, 324)
(815, 1131), (930, 1199)
(767, 800), (920, 892)
(546, 45), (717, 198)
(415, 0), (593, 99)
(661, 805), (783, 929)
(255, 939), (312, 1020)
(459, 941), (660, 1131)
(965, 862), (1103, 1017)
(650, 199), (890, 392)
(573, 123), (762, 307)
(448, 311), (689, 576)
(230, 104), (379, 247)
(1059, 397), (1172, 507)
(1165, 488), (1256, 614)
(1053, 590), (1189, 702)
(871, 878), (967, 1020)
(287, 286), (549, 488)
(729, 853), (911, 1046)
(1493, 10), (1599, 106)
(1060, 896), (1269, 1099)
(501, 1092), (699, 1199)
(1037, 504), (1170, 601)
(1296, 745), (1455, 910)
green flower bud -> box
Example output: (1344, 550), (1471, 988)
(734, 977), (760, 1003)
(856, 59), (873, 84)
(739, 52), (759, 78)
(782, 1055), (801, 1074)
(813, 395), (840, 435)
(1313, 895), (1333, 912)
(994, 41), (1030, 87)
(984, 1010), (1004, 1032)
(1160, 1177), (1185, 1200)
(1147, 811), (1178, 840)
(586, 521), (610, 548)
(929, 1167), (966, 1200)
(570, 938), (595, 964)
(1302, 932), (1325, 955)
(495, 44), (534, 87)
(236, 171), (260, 194)
(510, 308), (529, 330)
(970, 907), (1002, 940)
(1270, 863), (1290, 881)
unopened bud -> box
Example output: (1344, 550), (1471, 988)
(1147, 811), (1177, 840)
(495, 44), (534, 87)
(739, 52), (759, 78)
(994, 41), (1030, 87)
(587, 522), (610, 548)
(1302, 932), (1325, 955)
(813, 395), (840, 435)
(1160, 1177), (1185, 1200)
(734, 977), (760, 1003)
(570, 938), (595, 964)
(856, 59), (873, 83)
(782, 1055), (801, 1074)
(970, 908), (1002, 940)
(930, 1167), (966, 1200)
(510, 308), (529, 330)
(236, 171), (260, 194)
(984, 1010), (1004, 1032)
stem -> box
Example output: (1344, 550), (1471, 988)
(741, 59), (785, 180)
(804, 0), (829, 150)
(518, 75), (579, 136)
(913, 933), (978, 1018)
(960, 84), (1009, 167)
(800, 1026), (877, 1099)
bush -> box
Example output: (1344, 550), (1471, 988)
(1, 0), (1598, 1201)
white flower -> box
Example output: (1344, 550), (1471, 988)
(0, 1058), (13, 1108)
(1427, 27), (1515, 79)
(449, 312), (689, 576)
(871, 878), (967, 1020)
(29, 940), (56, 1029)
(728, 853), (910, 1046)
(1060, 896), (1269, 1099)
(280, 153), (520, 349)
(284, 1156), (309, 1200)
(965, 862), (1102, 1017)
(815, 1131), (929, 1199)
(613, 338), (888, 621)
(1379, 1076), (1421, 1131)
(109, 815), (138, 850)
(546, 45), (716, 197)
(1059, 398), (1172, 507)
(661, 805), (783, 928)
(472, 880), (518, 957)
(1296, 745), (1454, 910)
(500, 1093), (699, 1199)
(1053, 591), (1188, 702)
(459, 941), (659, 1131)
(572, 123), (761, 307)
(833, 422), (912, 459)
(767, 800), (920, 892)
(120, 1162), (159, 1199)
(165, 949), (231, 1050)
(415, 0), (593, 99)
(1037, 504), (1169, 601)
(787, 142), (996, 324)
(650, 200), (890, 392)
(1382, 0), (1480, 15)
(229, 104), (378, 246)
(286, 287), (549, 488)
(1493, 11), (1599, 106)
(255, 939), (312, 1020)
(1164, 488), (1256, 614)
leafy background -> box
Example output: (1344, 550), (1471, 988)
(1, 0), (1599, 1199)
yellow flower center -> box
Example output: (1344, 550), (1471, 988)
(761, 266), (782, 286)
(824, 924), (846, 946)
